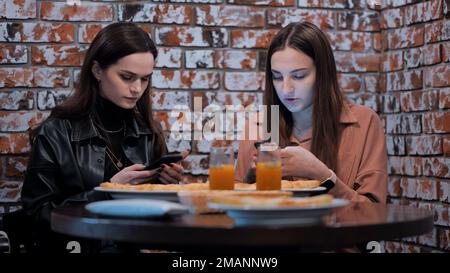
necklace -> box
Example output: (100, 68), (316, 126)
(105, 146), (124, 170)
(92, 120), (126, 171)
(93, 120), (125, 133)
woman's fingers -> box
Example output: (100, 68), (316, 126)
(169, 163), (184, 180)
(114, 162), (184, 185)
(124, 163), (146, 171)
(280, 146), (302, 158)
(161, 164), (181, 179)
(280, 148), (292, 158)
(281, 156), (290, 163)
(159, 171), (178, 184)
(130, 177), (152, 185)
(281, 166), (293, 177)
(129, 169), (159, 180)
(180, 150), (189, 159)
(170, 163), (184, 172)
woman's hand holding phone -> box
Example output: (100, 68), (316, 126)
(110, 151), (189, 184)
(158, 150), (189, 184)
(158, 163), (183, 184)
(110, 164), (160, 184)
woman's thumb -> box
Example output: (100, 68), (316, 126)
(127, 163), (146, 171)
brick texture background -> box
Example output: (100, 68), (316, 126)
(0, 0), (449, 252)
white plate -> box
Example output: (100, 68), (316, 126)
(208, 198), (349, 226)
(85, 199), (188, 218)
(94, 187), (179, 202)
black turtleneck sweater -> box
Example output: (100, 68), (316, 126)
(96, 97), (132, 181)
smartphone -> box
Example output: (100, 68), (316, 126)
(143, 153), (184, 170)
(254, 141), (269, 150)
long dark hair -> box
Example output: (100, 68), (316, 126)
(31, 22), (166, 158)
(264, 22), (344, 171)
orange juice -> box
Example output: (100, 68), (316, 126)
(256, 162), (281, 190)
(209, 164), (235, 190)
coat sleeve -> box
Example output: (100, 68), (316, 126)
(22, 131), (63, 225)
(21, 125), (105, 228)
(329, 112), (388, 203)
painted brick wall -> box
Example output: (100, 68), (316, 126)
(380, 0), (450, 253)
(0, 0), (449, 252)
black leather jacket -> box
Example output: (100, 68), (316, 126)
(21, 116), (164, 228)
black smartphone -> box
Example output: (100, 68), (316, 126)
(143, 153), (184, 170)
(254, 140), (270, 150)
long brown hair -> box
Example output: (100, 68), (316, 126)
(264, 22), (344, 171)
(31, 22), (166, 158)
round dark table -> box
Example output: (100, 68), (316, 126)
(51, 202), (433, 252)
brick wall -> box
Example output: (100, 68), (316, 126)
(0, 0), (449, 252)
(380, 0), (450, 253)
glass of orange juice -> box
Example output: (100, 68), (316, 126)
(209, 147), (235, 190)
(256, 142), (281, 191)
